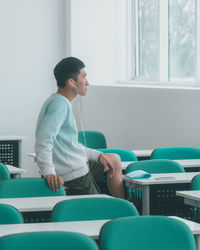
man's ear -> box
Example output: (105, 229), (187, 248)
(66, 79), (73, 88)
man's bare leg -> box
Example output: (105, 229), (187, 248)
(105, 153), (125, 199)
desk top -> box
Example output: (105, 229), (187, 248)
(28, 153), (36, 158)
(28, 150), (154, 159)
(0, 216), (198, 239)
(170, 216), (200, 235)
(131, 150), (153, 157)
(121, 159), (200, 170)
(176, 190), (200, 201)
(123, 172), (200, 185)
(6, 165), (25, 174)
(174, 159), (200, 168)
(0, 136), (26, 141)
(0, 219), (109, 239)
(121, 161), (135, 170)
(0, 194), (110, 212)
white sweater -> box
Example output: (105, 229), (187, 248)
(35, 93), (101, 181)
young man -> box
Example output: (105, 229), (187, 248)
(35, 57), (125, 198)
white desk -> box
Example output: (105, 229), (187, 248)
(121, 159), (200, 171)
(132, 149), (153, 158)
(176, 190), (200, 208)
(6, 165), (25, 177)
(121, 161), (135, 170)
(0, 219), (109, 240)
(30, 150), (153, 161)
(123, 172), (200, 215)
(28, 153), (37, 163)
(0, 218), (198, 248)
(171, 216), (200, 250)
(175, 159), (200, 169)
(0, 194), (110, 212)
(29, 150), (152, 163)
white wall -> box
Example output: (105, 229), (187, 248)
(70, 0), (127, 84)
(81, 85), (200, 150)
(0, 0), (65, 176)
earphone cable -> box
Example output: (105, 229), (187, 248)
(76, 95), (101, 194)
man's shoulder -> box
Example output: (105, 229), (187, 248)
(47, 94), (70, 107)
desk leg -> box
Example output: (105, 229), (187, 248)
(195, 235), (200, 250)
(142, 185), (150, 215)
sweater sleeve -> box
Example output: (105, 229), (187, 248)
(35, 99), (68, 176)
(84, 147), (102, 161)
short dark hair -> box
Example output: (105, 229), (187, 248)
(54, 57), (85, 88)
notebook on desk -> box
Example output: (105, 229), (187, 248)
(125, 170), (151, 179)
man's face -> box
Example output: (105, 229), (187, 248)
(76, 69), (89, 96)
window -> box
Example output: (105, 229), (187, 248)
(131, 0), (199, 85)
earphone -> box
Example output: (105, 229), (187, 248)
(71, 81), (79, 95)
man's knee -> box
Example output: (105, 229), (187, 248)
(105, 153), (120, 163)
(104, 153), (122, 173)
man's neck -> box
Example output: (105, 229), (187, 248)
(57, 87), (77, 102)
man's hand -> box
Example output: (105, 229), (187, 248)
(99, 153), (115, 178)
(44, 174), (64, 191)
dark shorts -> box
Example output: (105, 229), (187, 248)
(64, 161), (105, 195)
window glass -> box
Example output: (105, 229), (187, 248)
(137, 0), (159, 80)
(169, 0), (195, 82)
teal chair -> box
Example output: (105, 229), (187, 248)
(192, 174), (200, 190)
(191, 174), (200, 220)
(0, 204), (23, 224)
(151, 147), (200, 160)
(126, 159), (184, 174)
(98, 148), (137, 162)
(78, 130), (107, 149)
(0, 178), (66, 198)
(0, 231), (98, 250)
(0, 178), (66, 223)
(0, 163), (10, 180)
(99, 216), (196, 250)
(51, 197), (138, 222)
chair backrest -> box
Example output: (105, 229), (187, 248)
(0, 163), (10, 180)
(98, 149), (137, 162)
(191, 174), (200, 190)
(99, 216), (196, 250)
(78, 130), (107, 149)
(0, 204), (23, 224)
(0, 231), (98, 250)
(126, 159), (184, 174)
(51, 197), (138, 222)
(0, 178), (66, 198)
(151, 147), (200, 160)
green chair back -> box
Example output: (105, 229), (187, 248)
(51, 197), (138, 222)
(78, 130), (107, 149)
(99, 216), (196, 250)
(0, 204), (23, 224)
(192, 174), (200, 190)
(98, 149), (137, 162)
(0, 231), (98, 250)
(0, 178), (66, 198)
(191, 174), (200, 219)
(0, 163), (10, 180)
(151, 147), (200, 160)
(126, 159), (184, 174)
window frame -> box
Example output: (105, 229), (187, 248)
(127, 0), (200, 87)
